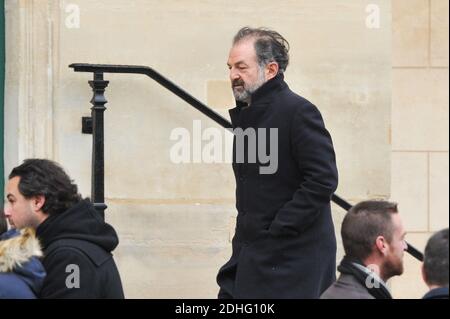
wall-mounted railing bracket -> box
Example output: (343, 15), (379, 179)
(82, 116), (93, 134)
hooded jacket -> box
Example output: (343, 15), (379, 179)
(0, 228), (46, 299)
(36, 199), (124, 298)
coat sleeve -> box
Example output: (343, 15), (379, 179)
(39, 248), (97, 299)
(269, 101), (338, 236)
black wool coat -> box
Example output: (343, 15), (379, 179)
(217, 74), (339, 299)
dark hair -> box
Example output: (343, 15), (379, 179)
(423, 228), (449, 287)
(9, 159), (82, 216)
(233, 27), (290, 74)
(341, 200), (399, 261)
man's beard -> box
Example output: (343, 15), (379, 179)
(382, 257), (404, 280)
(232, 66), (266, 103)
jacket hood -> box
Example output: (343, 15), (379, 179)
(36, 200), (119, 253)
(0, 228), (46, 295)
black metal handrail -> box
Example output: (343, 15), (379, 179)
(69, 63), (424, 262)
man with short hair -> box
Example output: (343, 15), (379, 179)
(320, 200), (407, 299)
(4, 159), (124, 298)
(217, 27), (339, 298)
(422, 228), (449, 299)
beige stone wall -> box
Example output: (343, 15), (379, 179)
(389, 0), (449, 299)
(4, 0), (447, 299)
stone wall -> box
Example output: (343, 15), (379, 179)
(389, 0), (449, 299)
(4, 0), (447, 298)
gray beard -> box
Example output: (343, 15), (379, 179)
(232, 68), (266, 104)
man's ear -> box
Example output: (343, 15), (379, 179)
(375, 236), (389, 255)
(32, 195), (46, 212)
(265, 62), (279, 80)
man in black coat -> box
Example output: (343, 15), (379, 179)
(5, 159), (124, 298)
(216, 27), (339, 299)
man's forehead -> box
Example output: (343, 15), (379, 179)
(391, 213), (405, 233)
(227, 59), (247, 66)
(228, 40), (257, 62)
(6, 176), (20, 192)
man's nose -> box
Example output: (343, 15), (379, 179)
(3, 205), (12, 217)
(230, 68), (240, 81)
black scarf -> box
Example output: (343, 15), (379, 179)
(337, 256), (393, 299)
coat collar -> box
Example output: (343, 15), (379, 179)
(249, 73), (287, 105)
(423, 287), (449, 299)
(337, 256), (393, 299)
(229, 73), (287, 126)
(231, 73), (287, 108)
